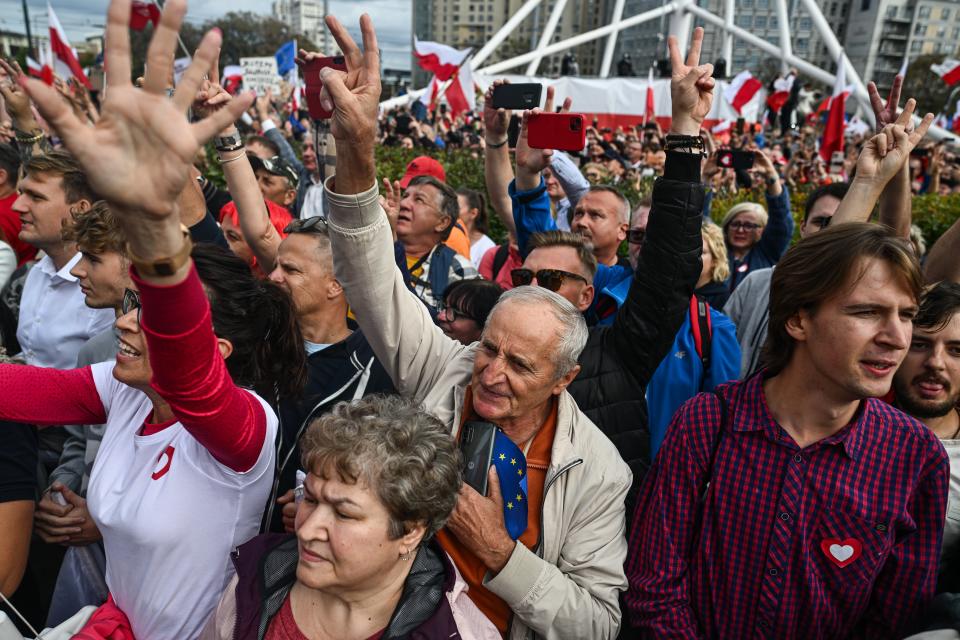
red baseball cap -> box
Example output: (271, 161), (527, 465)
(398, 156), (446, 188)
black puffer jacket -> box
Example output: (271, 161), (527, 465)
(569, 152), (704, 498)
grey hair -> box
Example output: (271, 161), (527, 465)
(490, 286), (588, 377)
(301, 395), (462, 540)
(588, 184), (631, 224)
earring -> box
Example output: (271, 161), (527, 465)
(399, 550), (412, 561)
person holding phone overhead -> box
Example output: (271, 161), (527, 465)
(715, 144), (793, 292)
(318, 15), (715, 638)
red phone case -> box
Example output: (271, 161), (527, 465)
(298, 56), (347, 119)
(527, 113), (586, 151)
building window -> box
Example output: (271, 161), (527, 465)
(914, 23), (927, 36)
(755, 15), (767, 28)
(796, 38), (809, 51)
(938, 26), (946, 38)
(953, 27), (960, 40)
(799, 17), (812, 30)
(911, 39), (922, 52)
(918, 6), (931, 18)
(943, 8), (951, 20)
(886, 5), (897, 18)
(742, 0), (753, 6)
(736, 15), (751, 27)
(771, 16), (778, 28)
(757, 0), (769, 7)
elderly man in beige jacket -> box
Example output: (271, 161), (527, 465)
(312, 14), (685, 638)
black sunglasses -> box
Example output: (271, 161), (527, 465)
(121, 288), (141, 321)
(627, 228), (645, 245)
(511, 268), (589, 292)
(284, 216), (329, 235)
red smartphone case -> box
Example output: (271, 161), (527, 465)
(298, 56), (347, 119)
(527, 113), (586, 151)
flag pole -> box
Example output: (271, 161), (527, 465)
(153, 0), (192, 59)
(432, 49), (475, 109)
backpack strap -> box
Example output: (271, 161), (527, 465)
(689, 296), (714, 390)
(491, 244), (510, 281)
(691, 389), (729, 557)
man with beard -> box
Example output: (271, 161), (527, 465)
(891, 281), (960, 592)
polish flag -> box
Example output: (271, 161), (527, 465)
(931, 59), (960, 86)
(26, 57), (43, 78)
(129, 0), (161, 31)
(419, 75), (439, 109)
(724, 70), (763, 114)
(414, 39), (471, 82)
(445, 64), (475, 116)
(644, 67), (655, 125)
(766, 74), (794, 113)
(820, 60), (846, 163)
(815, 84), (853, 116)
(221, 65), (244, 95)
(48, 3), (91, 89)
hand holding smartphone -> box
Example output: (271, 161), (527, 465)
(716, 149), (755, 171)
(492, 83), (543, 110)
(298, 55), (347, 120)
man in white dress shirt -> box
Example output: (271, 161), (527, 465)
(13, 151), (114, 370)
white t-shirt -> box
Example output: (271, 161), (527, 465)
(86, 362), (277, 640)
(942, 438), (960, 565)
(470, 234), (497, 270)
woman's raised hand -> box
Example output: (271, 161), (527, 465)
(20, 0), (253, 220)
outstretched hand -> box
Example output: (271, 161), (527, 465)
(515, 85), (572, 189)
(668, 27), (715, 135)
(19, 0), (253, 220)
(868, 75), (903, 133)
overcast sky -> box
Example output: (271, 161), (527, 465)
(0, 0), (412, 69)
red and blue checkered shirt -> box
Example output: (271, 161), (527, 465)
(626, 373), (949, 639)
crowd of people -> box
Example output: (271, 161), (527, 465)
(0, 1), (960, 638)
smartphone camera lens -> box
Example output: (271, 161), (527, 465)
(571, 118), (582, 131)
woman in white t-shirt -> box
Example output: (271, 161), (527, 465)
(3, 4), (306, 636)
(457, 187), (497, 269)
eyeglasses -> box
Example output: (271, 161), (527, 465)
(807, 215), (832, 230)
(728, 221), (762, 232)
(511, 268), (589, 291)
(121, 288), (141, 322)
(627, 228), (645, 245)
(439, 302), (475, 323)
(284, 215), (329, 235)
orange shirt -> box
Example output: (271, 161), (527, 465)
(436, 390), (558, 634)
(444, 222), (472, 259)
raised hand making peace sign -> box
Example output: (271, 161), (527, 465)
(668, 27), (715, 136)
(20, 0), (252, 223)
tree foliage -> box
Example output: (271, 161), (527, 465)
(127, 12), (319, 79)
(904, 54), (956, 117)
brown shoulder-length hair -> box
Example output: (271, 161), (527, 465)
(762, 223), (923, 376)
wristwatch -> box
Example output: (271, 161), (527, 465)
(214, 130), (243, 153)
(664, 134), (706, 156)
(128, 226), (193, 277)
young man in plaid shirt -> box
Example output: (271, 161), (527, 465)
(626, 195), (950, 635)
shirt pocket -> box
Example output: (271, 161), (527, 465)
(809, 508), (893, 611)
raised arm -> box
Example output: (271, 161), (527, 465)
(257, 89), (305, 173)
(317, 15), (468, 401)
(483, 80), (517, 236)
(21, 0), (265, 472)
(0, 59), (52, 164)
(924, 214), (960, 283)
(550, 150), (590, 210)
(608, 28), (710, 387)
(0, 365), (105, 426)
(869, 77), (913, 237)
(751, 148), (794, 262)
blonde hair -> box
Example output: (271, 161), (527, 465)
(721, 201), (768, 229)
(702, 221), (730, 283)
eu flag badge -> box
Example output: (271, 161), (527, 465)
(492, 430), (528, 540)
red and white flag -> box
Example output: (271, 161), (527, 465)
(29, 41), (56, 85)
(820, 60), (846, 162)
(26, 57), (43, 78)
(766, 73), (794, 113)
(644, 67), (655, 125)
(419, 76), (439, 109)
(129, 0), (161, 31)
(445, 64), (475, 115)
(221, 65), (244, 95)
(724, 70), (763, 114)
(414, 38), (470, 81)
(48, 3), (91, 88)
(931, 58), (960, 86)
(815, 83), (853, 115)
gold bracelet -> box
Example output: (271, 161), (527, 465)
(15, 132), (43, 144)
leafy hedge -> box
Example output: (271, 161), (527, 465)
(209, 144), (960, 249)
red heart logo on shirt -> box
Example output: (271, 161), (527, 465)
(820, 538), (862, 568)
